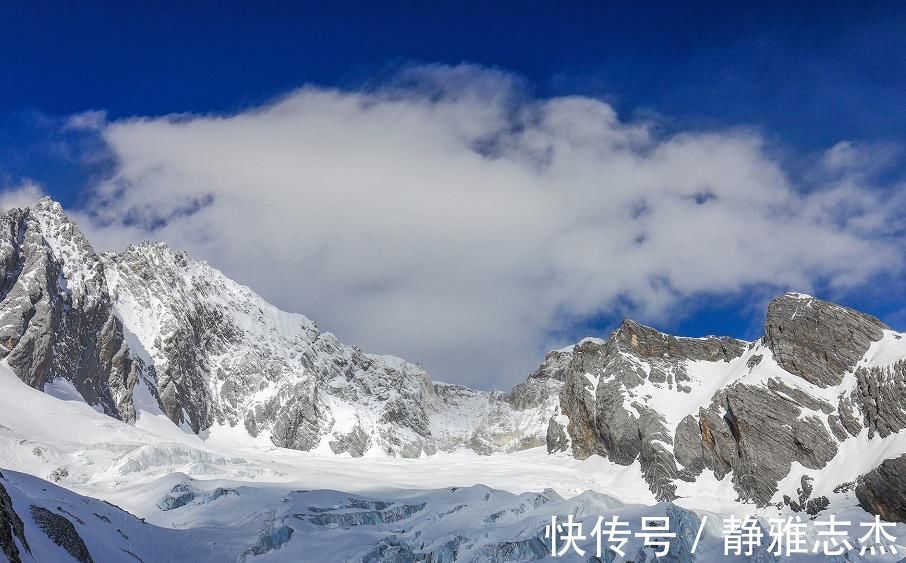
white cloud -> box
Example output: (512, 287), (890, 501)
(0, 181), (46, 211)
(75, 64), (905, 388)
(65, 110), (108, 130)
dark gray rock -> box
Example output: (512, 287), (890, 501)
(268, 386), (331, 452)
(764, 293), (887, 387)
(0, 199), (145, 422)
(554, 292), (901, 507)
(856, 454), (906, 522)
(546, 415), (570, 454)
(329, 424), (371, 457)
(851, 360), (906, 438)
(798, 475), (814, 506)
(781, 474), (829, 517)
(527, 347), (574, 382)
(676, 383), (838, 505)
(0, 478), (28, 563)
(836, 396), (864, 438)
(507, 375), (562, 411)
(805, 496), (830, 516)
(557, 320), (745, 500)
(30, 505), (94, 563)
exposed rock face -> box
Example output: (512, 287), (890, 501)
(527, 346), (573, 381)
(856, 455), (906, 523)
(765, 292), (887, 387)
(675, 379), (839, 505)
(30, 505), (94, 563)
(0, 474), (28, 563)
(555, 321), (747, 500)
(781, 475), (830, 516)
(851, 360), (906, 438)
(0, 200), (558, 458)
(553, 292), (898, 507)
(105, 241), (559, 457)
(0, 199), (144, 421)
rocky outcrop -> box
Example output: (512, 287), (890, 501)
(0, 473), (28, 563)
(104, 230), (558, 458)
(0, 200), (558, 458)
(30, 505), (94, 563)
(0, 199), (144, 421)
(555, 321), (746, 500)
(781, 475), (830, 516)
(851, 359), (906, 438)
(765, 292), (887, 387)
(856, 455), (906, 522)
(553, 292), (899, 507)
(675, 380), (838, 505)
(527, 346), (574, 381)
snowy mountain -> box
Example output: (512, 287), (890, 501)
(548, 292), (906, 520)
(0, 199), (143, 422)
(0, 199), (557, 460)
(0, 198), (905, 562)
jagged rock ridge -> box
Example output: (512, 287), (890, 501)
(0, 199), (557, 458)
(0, 200), (145, 422)
(550, 291), (906, 515)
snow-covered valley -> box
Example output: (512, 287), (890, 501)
(4, 360), (905, 562)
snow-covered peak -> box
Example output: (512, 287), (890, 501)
(783, 290), (815, 300)
(101, 234), (556, 457)
(30, 197), (107, 305)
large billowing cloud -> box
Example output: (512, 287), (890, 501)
(71, 65), (903, 388)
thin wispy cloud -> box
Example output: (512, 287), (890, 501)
(36, 64), (905, 388)
(0, 181), (46, 211)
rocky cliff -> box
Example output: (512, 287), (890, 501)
(550, 292), (906, 516)
(0, 199), (556, 458)
(0, 200), (145, 422)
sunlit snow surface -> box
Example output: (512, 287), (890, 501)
(2, 362), (905, 561)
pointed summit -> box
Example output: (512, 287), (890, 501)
(0, 202), (142, 421)
(32, 195), (64, 211)
(28, 197), (106, 305)
(765, 292), (888, 387)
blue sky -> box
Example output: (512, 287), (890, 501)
(0, 2), (904, 386)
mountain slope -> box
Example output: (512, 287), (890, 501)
(0, 199), (144, 422)
(549, 292), (906, 517)
(0, 199), (556, 458)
